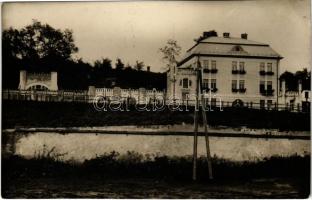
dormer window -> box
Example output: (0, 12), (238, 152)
(232, 45), (244, 52)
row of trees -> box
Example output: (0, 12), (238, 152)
(3, 20), (166, 90)
(280, 69), (311, 91)
(3, 20), (310, 91)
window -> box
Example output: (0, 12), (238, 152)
(260, 62), (265, 71)
(211, 98), (217, 107)
(239, 62), (245, 71)
(189, 80), (192, 87)
(260, 100), (265, 109)
(267, 81), (272, 91)
(211, 79), (217, 89)
(182, 92), (189, 101)
(267, 63), (272, 72)
(203, 79), (209, 89)
(182, 78), (188, 88)
(232, 61), (237, 71)
(232, 80), (237, 89)
(211, 60), (216, 70)
(203, 60), (209, 69)
(232, 45), (243, 52)
(267, 100), (273, 109)
(239, 80), (245, 89)
(260, 81), (265, 92)
(305, 91), (309, 99)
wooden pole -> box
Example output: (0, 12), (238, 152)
(192, 61), (200, 181)
(198, 65), (213, 180)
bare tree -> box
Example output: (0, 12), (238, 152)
(134, 60), (144, 71)
(159, 39), (181, 102)
(159, 39), (181, 71)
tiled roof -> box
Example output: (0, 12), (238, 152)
(178, 36), (282, 66)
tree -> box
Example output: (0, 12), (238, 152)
(115, 58), (125, 71)
(295, 68), (311, 90)
(94, 58), (112, 71)
(124, 63), (133, 71)
(2, 20), (78, 71)
(159, 39), (181, 71)
(134, 60), (144, 71)
(280, 68), (311, 91)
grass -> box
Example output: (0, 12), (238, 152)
(2, 152), (310, 198)
(2, 100), (310, 131)
(3, 152), (310, 181)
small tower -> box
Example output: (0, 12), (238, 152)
(18, 70), (27, 90)
(51, 71), (58, 91)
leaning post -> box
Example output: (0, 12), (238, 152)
(192, 57), (200, 181)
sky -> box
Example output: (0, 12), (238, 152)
(2, 0), (311, 73)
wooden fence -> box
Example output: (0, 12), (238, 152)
(2, 89), (310, 112)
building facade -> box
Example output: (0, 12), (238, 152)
(18, 70), (58, 91)
(279, 80), (311, 111)
(167, 31), (283, 108)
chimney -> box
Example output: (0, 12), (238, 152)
(147, 66), (150, 72)
(223, 32), (230, 38)
(203, 30), (218, 38)
(241, 33), (248, 39)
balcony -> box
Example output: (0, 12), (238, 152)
(202, 87), (210, 92)
(211, 88), (218, 93)
(260, 89), (275, 96)
(259, 70), (266, 76)
(202, 87), (218, 93)
(259, 71), (274, 76)
(239, 88), (246, 93)
(203, 69), (210, 73)
(232, 70), (246, 74)
(210, 69), (218, 74)
(232, 70), (239, 74)
(239, 70), (246, 75)
(232, 88), (238, 93)
(203, 69), (218, 73)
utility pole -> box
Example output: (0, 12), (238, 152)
(198, 62), (213, 180)
(192, 56), (213, 181)
(170, 65), (177, 104)
(192, 58), (200, 181)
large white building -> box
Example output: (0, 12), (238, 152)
(167, 31), (283, 109)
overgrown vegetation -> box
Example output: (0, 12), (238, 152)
(3, 152), (310, 198)
(3, 152), (310, 181)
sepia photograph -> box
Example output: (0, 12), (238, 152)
(1, 0), (311, 198)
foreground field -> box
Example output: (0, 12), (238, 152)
(2, 154), (310, 198)
(3, 177), (307, 198)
